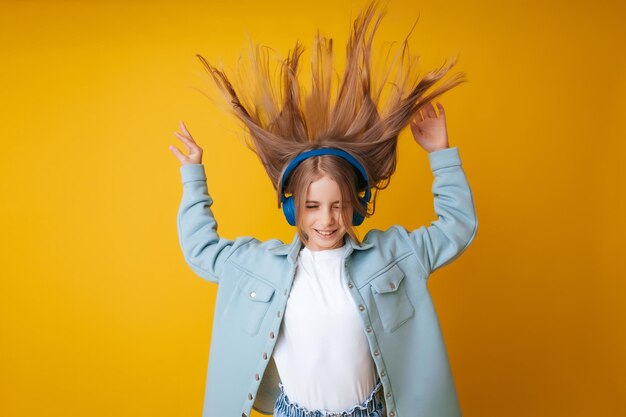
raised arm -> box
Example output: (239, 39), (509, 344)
(406, 147), (478, 274)
(405, 102), (478, 275)
(170, 122), (253, 284)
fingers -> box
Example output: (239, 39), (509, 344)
(173, 121), (201, 152)
(420, 101), (445, 119)
(175, 121), (195, 143)
(411, 101), (446, 127)
(180, 120), (194, 140)
(173, 131), (194, 152)
(428, 102), (437, 118)
(168, 145), (187, 163)
(423, 102), (437, 118)
(411, 111), (424, 124)
(436, 102), (445, 118)
(411, 122), (423, 137)
(171, 120), (204, 165)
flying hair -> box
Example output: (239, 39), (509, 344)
(195, 0), (467, 245)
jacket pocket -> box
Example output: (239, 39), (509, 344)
(224, 272), (276, 336)
(369, 264), (415, 333)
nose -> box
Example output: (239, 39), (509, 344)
(321, 207), (336, 226)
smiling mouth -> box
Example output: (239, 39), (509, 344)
(314, 229), (337, 237)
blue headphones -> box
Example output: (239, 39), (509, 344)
(278, 148), (371, 226)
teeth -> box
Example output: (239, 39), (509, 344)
(316, 230), (335, 236)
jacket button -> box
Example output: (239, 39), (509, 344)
(358, 304), (365, 311)
(263, 352), (268, 360)
(386, 392), (391, 398)
(250, 291), (256, 298)
(389, 411), (395, 417)
(366, 326), (372, 333)
(255, 373), (260, 381)
(242, 413), (248, 417)
(374, 349), (380, 356)
(380, 370), (385, 376)
(277, 310), (281, 318)
(348, 282), (353, 288)
(270, 331), (275, 339)
(248, 393), (253, 400)
(389, 282), (396, 289)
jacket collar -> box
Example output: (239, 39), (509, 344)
(268, 231), (374, 264)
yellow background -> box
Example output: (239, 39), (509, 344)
(1, 0), (624, 416)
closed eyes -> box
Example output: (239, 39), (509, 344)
(306, 205), (341, 209)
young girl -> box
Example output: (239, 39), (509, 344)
(169, 2), (477, 417)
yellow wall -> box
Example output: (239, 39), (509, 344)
(1, 0), (624, 416)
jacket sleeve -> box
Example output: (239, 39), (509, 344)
(405, 147), (478, 275)
(176, 163), (255, 284)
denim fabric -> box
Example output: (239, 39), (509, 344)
(178, 147), (476, 416)
(273, 378), (386, 417)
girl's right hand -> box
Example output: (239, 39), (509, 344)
(169, 121), (203, 165)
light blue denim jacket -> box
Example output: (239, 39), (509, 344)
(177, 146), (478, 417)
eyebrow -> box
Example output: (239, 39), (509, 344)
(305, 200), (341, 204)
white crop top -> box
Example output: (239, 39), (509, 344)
(271, 244), (378, 412)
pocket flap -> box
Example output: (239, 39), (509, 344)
(370, 264), (405, 294)
(236, 273), (276, 302)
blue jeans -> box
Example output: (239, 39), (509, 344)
(273, 378), (387, 417)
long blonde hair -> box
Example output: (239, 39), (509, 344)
(197, 0), (467, 245)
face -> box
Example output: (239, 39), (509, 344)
(300, 175), (351, 251)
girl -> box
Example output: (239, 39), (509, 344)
(169, 2), (477, 416)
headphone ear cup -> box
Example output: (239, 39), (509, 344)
(282, 196), (296, 226)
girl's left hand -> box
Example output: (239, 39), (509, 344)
(409, 101), (450, 153)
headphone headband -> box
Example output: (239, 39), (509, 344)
(278, 147), (371, 226)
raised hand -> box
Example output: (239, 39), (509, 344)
(409, 101), (450, 153)
(169, 121), (203, 165)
